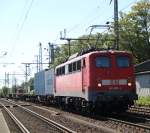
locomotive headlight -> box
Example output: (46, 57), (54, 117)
(128, 82), (132, 86)
(98, 83), (102, 87)
(127, 77), (132, 87)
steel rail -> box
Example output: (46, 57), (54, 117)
(130, 106), (150, 113)
(33, 105), (117, 133)
(107, 117), (150, 131)
(3, 99), (150, 132)
(7, 100), (76, 133)
(0, 102), (30, 133)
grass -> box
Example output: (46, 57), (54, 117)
(135, 96), (150, 107)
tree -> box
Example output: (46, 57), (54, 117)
(28, 77), (34, 91)
(54, 0), (149, 65)
(12, 85), (17, 94)
(1, 86), (9, 97)
(54, 33), (115, 65)
(119, 0), (150, 63)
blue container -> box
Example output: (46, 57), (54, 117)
(34, 69), (54, 96)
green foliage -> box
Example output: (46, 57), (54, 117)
(28, 90), (35, 95)
(0, 86), (10, 97)
(119, 0), (150, 63)
(11, 85), (18, 94)
(0, 89), (3, 97)
(53, 0), (149, 65)
(135, 96), (150, 106)
(54, 44), (69, 66)
(54, 33), (115, 65)
(28, 77), (34, 91)
(18, 77), (34, 93)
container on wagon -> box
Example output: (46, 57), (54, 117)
(34, 69), (54, 96)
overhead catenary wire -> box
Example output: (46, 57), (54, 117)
(67, 6), (103, 33)
(53, 5), (103, 44)
(64, 0), (139, 39)
(100, 0), (138, 25)
(9, 0), (34, 57)
(0, 0), (35, 87)
(8, 0), (30, 48)
(59, 0), (139, 51)
(51, 0), (138, 45)
(0, 1), (29, 64)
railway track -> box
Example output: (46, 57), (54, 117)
(31, 104), (150, 132)
(28, 105), (117, 133)
(31, 104), (150, 133)
(3, 98), (150, 133)
(129, 106), (150, 115)
(0, 99), (76, 133)
(101, 115), (150, 133)
(0, 102), (30, 133)
(4, 99), (117, 133)
(17, 101), (115, 133)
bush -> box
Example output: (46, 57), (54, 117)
(135, 96), (150, 107)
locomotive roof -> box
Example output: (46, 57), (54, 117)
(135, 60), (150, 73)
(56, 50), (131, 68)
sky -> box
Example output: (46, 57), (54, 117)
(0, 0), (139, 87)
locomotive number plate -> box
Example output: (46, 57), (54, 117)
(111, 80), (119, 85)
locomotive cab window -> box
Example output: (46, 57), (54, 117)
(116, 56), (130, 68)
(69, 63), (73, 73)
(77, 60), (81, 70)
(61, 66), (65, 74)
(56, 68), (60, 75)
(56, 66), (65, 76)
(69, 60), (81, 73)
(73, 62), (76, 71)
(96, 56), (110, 68)
(82, 59), (86, 67)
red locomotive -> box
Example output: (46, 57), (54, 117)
(55, 50), (138, 112)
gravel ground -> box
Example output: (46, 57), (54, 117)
(9, 106), (64, 133)
(26, 105), (115, 133)
(10, 100), (150, 133)
(28, 104), (150, 133)
(1, 108), (22, 133)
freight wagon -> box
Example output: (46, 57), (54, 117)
(34, 69), (55, 102)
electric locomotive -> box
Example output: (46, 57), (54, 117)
(55, 49), (138, 112)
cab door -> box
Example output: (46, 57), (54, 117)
(82, 58), (87, 92)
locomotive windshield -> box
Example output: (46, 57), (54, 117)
(96, 56), (110, 68)
(116, 56), (130, 68)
